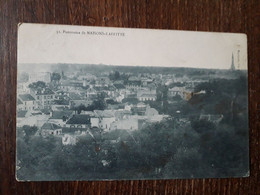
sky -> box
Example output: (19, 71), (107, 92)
(18, 23), (248, 70)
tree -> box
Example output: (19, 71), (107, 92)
(106, 99), (118, 105)
(75, 104), (87, 114)
(92, 100), (106, 110)
(28, 81), (46, 89)
(51, 72), (61, 82)
(198, 124), (249, 177)
(22, 125), (38, 142)
(109, 71), (120, 81)
(191, 119), (216, 134)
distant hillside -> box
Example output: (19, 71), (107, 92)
(51, 63), (247, 79)
(19, 63), (247, 79)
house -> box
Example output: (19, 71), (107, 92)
(141, 78), (153, 86)
(17, 110), (31, 118)
(168, 87), (184, 97)
(59, 80), (84, 91)
(107, 103), (125, 110)
(18, 94), (36, 111)
(62, 134), (77, 145)
(17, 98), (24, 111)
(40, 122), (62, 136)
(17, 82), (30, 94)
(137, 93), (156, 101)
(69, 99), (93, 109)
(51, 104), (70, 111)
(137, 90), (156, 101)
(131, 102), (147, 115)
(128, 76), (140, 81)
(68, 92), (83, 100)
(65, 114), (91, 129)
(114, 109), (132, 120)
(110, 118), (146, 131)
(49, 110), (74, 126)
(17, 111), (49, 128)
(115, 93), (125, 103)
(113, 80), (124, 85)
(125, 80), (142, 91)
(148, 114), (169, 123)
(95, 76), (110, 86)
(106, 86), (117, 97)
(145, 105), (159, 116)
(55, 90), (70, 98)
(168, 86), (195, 101)
(67, 92), (92, 108)
(147, 83), (157, 91)
(86, 87), (97, 99)
(91, 110), (116, 131)
(113, 84), (125, 91)
(30, 88), (55, 109)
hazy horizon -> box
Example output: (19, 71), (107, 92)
(18, 62), (247, 75)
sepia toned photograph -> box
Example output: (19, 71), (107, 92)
(16, 23), (249, 181)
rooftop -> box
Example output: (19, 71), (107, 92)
(113, 84), (125, 89)
(126, 80), (142, 86)
(34, 88), (55, 95)
(41, 123), (61, 130)
(17, 110), (27, 118)
(94, 110), (115, 118)
(94, 86), (110, 91)
(68, 92), (83, 100)
(19, 94), (35, 101)
(60, 80), (83, 87)
(66, 114), (91, 125)
(139, 94), (156, 98)
(50, 110), (74, 120)
(17, 99), (23, 105)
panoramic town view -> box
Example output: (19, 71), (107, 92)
(16, 59), (249, 180)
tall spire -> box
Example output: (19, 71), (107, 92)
(230, 53), (235, 70)
(237, 50), (240, 69)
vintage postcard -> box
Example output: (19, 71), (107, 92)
(16, 23), (249, 181)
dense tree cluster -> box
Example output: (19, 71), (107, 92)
(28, 81), (46, 89)
(51, 73), (61, 82)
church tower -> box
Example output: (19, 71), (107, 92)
(230, 53), (235, 70)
